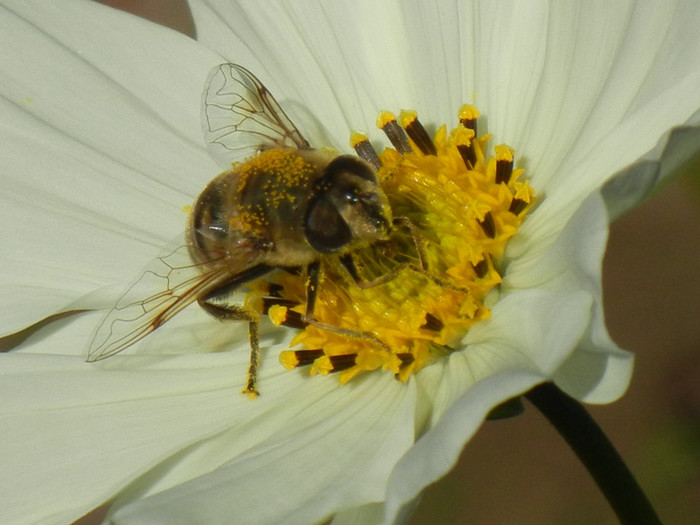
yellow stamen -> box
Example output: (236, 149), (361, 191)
(458, 104), (480, 123)
(377, 110), (398, 129)
(399, 110), (418, 129)
(279, 350), (299, 370)
(248, 105), (535, 385)
(350, 131), (370, 149)
(453, 125), (475, 147)
(350, 130), (381, 168)
(267, 304), (288, 327)
(495, 144), (514, 162)
(399, 109), (437, 156)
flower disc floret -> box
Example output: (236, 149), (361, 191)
(249, 106), (535, 384)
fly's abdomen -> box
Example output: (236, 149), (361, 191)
(188, 171), (239, 262)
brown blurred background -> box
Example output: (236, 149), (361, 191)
(82, 2), (699, 523)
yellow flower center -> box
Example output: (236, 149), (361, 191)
(247, 105), (534, 385)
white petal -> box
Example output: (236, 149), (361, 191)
(509, 1), (700, 249)
(602, 108), (700, 221)
(385, 370), (544, 524)
(509, 2), (694, 185)
(5, 303), (416, 525)
(3, 2), (693, 524)
(489, 1), (700, 193)
(504, 191), (609, 293)
(107, 375), (415, 525)
(332, 503), (384, 525)
(504, 191), (634, 402)
(0, 306), (298, 523)
(418, 288), (592, 430)
(0, 0), (227, 334)
(392, 289), (592, 522)
(191, 0), (700, 255)
(522, 79), (700, 250)
(3, 303), (415, 525)
(188, 0), (427, 150)
(0, 351), (246, 524)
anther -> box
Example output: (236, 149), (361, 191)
(279, 349), (324, 369)
(494, 145), (514, 184)
(281, 310), (307, 330)
(479, 211), (496, 239)
(420, 312), (444, 332)
(377, 111), (412, 154)
(455, 126), (477, 169)
(458, 104), (479, 135)
(396, 352), (415, 369)
(267, 304), (308, 330)
(509, 198), (528, 215)
(472, 258), (489, 279)
(328, 353), (358, 372)
(350, 131), (381, 169)
(400, 110), (437, 155)
(261, 297), (299, 314)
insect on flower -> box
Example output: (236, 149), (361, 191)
(89, 64), (417, 397)
(88, 64), (535, 399)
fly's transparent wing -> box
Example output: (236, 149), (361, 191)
(87, 245), (258, 361)
(202, 63), (311, 168)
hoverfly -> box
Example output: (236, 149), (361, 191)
(88, 64), (394, 397)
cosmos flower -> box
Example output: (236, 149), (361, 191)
(1, 1), (699, 524)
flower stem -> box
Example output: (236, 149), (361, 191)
(524, 382), (662, 525)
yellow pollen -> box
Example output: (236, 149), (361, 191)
(236, 148), (313, 190)
(267, 304), (288, 327)
(399, 110), (418, 128)
(458, 104), (480, 121)
(453, 126), (476, 147)
(246, 105), (535, 385)
(495, 144), (514, 162)
(279, 350), (299, 370)
(350, 131), (370, 148)
(377, 110), (397, 129)
(229, 148), (316, 235)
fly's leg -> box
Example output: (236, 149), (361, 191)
(199, 300), (261, 398)
(392, 216), (429, 270)
(340, 217), (469, 293)
(197, 264), (273, 399)
(301, 261), (392, 353)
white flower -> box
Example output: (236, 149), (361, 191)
(1, 1), (699, 524)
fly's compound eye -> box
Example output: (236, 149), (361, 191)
(304, 193), (353, 254)
(304, 155), (389, 254)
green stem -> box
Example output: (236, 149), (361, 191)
(524, 382), (662, 525)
